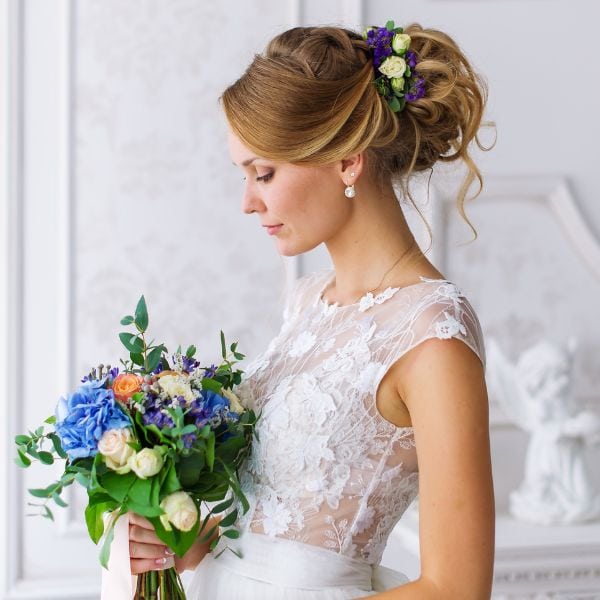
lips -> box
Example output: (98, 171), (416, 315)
(264, 224), (283, 236)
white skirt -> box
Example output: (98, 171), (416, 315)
(186, 531), (410, 599)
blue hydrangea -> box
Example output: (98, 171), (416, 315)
(55, 379), (131, 460)
(188, 390), (230, 428)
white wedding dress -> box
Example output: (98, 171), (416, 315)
(102, 268), (486, 599)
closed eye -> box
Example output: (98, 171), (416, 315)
(256, 172), (274, 183)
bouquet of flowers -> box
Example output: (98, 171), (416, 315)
(14, 296), (258, 599)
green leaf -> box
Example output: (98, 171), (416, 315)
(385, 20), (395, 31)
(388, 96), (401, 112)
(222, 528), (240, 539)
(185, 345), (196, 358)
(99, 509), (126, 568)
(34, 426), (44, 437)
(219, 509), (238, 528)
(119, 332), (144, 354)
(205, 432), (215, 471)
(160, 463), (181, 497)
(199, 523), (218, 543)
(52, 492), (68, 508)
(146, 345), (164, 373)
(85, 501), (112, 544)
(134, 296), (148, 332)
(38, 451), (55, 465)
(211, 496), (235, 514)
(14, 434), (30, 445)
(130, 352), (145, 367)
(100, 471), (136, 503)
(126, 502), (164, 518)
(28, 487), (52, 498)
(120, 315), (134, 326)
(49, 433), (68, 459)
(220, 331), (226, 359)
(44, 415), (57, 425)
(43, 505), (55, 521)
(15, 450), (31, 468)
(127, 476), (153, 506)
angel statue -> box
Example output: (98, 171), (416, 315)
(487, 336), (600, 525)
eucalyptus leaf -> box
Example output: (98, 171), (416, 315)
(134, 296), (149, 332)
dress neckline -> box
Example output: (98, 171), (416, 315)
(315, 269), (451, 313)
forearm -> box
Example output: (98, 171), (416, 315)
(175, 515), (222, 573)
(357, 576), (490, 600)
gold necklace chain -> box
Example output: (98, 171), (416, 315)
(360, 244), (415, 300)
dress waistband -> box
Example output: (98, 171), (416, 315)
(210, 531), (408, 592)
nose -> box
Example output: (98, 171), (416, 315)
(241, 181), (266, 215)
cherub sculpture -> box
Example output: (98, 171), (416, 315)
(487, 336), (600, 525)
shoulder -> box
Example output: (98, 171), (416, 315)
(403, 278), (486, 372)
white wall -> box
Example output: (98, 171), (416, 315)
(2, 0), (599, 598)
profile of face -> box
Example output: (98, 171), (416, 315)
(227, 128), (355, 257)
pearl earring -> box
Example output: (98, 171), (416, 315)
(344, 172), (356, 198)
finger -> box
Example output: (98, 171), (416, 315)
(129, 541), (175, 560)
(129, 523), (164, 546)
(130, 556), (175, 575)
(128, 512), (154, 530)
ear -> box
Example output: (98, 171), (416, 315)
(338, 152), (364, 185)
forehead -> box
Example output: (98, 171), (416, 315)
(227, 128), (258, 165)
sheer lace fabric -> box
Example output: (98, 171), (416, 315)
(232, 268), (486, 567)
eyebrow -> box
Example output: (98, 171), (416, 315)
(232, 157), (258, 167)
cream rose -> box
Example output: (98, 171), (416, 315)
(98, 428), (135, 474)
(159, 491), (198, 532)
(128, 447), (164, 479)
(390, 77), (405, 94)
(221, 387), (245, 414)
(157, 374), (196, 403)
(378, 56), (407, 79)
(392, 33), (411, 54)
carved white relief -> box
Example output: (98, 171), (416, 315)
(487, 336), (600, 525)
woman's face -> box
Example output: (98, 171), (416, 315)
(228, 128), (353, 256)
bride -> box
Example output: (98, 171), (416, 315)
(106, 20), (495, 599)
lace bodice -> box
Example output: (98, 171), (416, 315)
(232, 268), (486, 566)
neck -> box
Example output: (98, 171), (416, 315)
(322, 181), (431, 304)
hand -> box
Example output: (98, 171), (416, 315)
(128, 512), (175, 575)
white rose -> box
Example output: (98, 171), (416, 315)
(98, 428), (136, 474)
(390, 77), (405, 94)
(159, 491), (198, 532)
(392, 33), (411, 54)
(221, 388), (245, 414)
(128, 447), (164, 479)
(158, 374), (196, 403)
(378, 56), (407, 79)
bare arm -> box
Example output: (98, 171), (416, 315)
(363, 337), (495, 599)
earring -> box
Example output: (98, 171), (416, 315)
(344, 172), (357, 198)
(344, 183), (356, 198)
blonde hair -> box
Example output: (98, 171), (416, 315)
(221, 24), (493, 247)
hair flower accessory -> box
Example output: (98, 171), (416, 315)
(362, 20), (426, 113)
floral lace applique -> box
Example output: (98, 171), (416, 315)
(358, 286), (400, 313)
(435, 310), (468, 339)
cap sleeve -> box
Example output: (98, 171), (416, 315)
(371, 281), (487, 400)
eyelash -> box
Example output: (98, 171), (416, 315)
(256, 172), (273, 183)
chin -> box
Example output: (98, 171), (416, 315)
(275, 238), (321, 257)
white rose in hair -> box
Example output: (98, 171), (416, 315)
(392, 33), (411, 54)
(98, 428), (135, 474)
(160, 491), (198, 532)
(378, 56), (407, 79)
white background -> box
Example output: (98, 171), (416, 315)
(2, 0), (600, 598)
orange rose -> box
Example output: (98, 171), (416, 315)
(112, 373), (143, 403)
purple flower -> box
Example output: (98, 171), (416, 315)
(406, 50), (417, 69)
(182, 355), (200, 372)
(406, 75), (426, 102)
(204, 364), (217, 378)
(142, 408), (175, 429)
